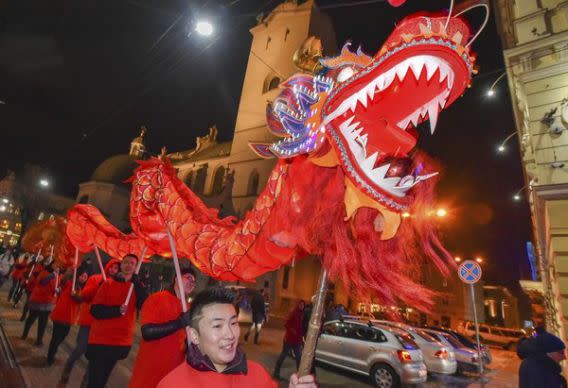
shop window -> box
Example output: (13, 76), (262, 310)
(15, 223), (21, 232)
(1, 219), (8, 229)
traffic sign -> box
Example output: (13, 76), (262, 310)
(458, 260), (482, 284)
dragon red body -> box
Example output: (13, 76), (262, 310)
(67, 7), (484, 309)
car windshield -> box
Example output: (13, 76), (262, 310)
(442, 333), (464, 349)
(396, 333), (419, 350)
(414, 329), (438, 343)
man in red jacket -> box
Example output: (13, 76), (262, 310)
(273, 300), (306, 379)
(47, 267), (89, 365)
(58, 258), (120, 385)
(21, 261), (58, 346)
(85, 254), (147, 388)
(157, 288), (316, 388)
(129, 267), (196, 388)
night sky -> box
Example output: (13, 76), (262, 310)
(0, 0), (531, 287)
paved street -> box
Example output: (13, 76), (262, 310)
(0, 285), (519, 387)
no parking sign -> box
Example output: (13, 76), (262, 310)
(458, 260), (482, 284)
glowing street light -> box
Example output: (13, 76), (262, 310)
(513, 193), (521, 201)
(497, 132), (516, 153)
(454, 256), (462, 263)
(475, 257), (483, 263)
(195, 20), (214, 36)
(486, 89), (495, 97)
(0, 206), (5, 212)
(486, 72), (506, 98)
(1, 198), (8, 204)
(39, 179), (49, 188)
(436, 208), (447, 218)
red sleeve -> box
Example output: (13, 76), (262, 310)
(80, 276), (103, 302)
(140, 294), (163, 325)
(91, 280), (110, 305)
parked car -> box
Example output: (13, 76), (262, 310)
(423, 326), (492, 365)
(461, 321), (524, 350)
(316, 319), (428, 387)
(423, 329), (486, 374)
(372, 321), (457, 375)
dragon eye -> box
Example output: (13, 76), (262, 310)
(337, 67), (355, 82)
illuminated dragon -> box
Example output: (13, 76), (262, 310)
(67, 4), (487, 308)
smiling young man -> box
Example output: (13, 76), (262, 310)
(85, 254), (147, 388)
(129, 267), (197, 388)
(157, 287), (316, 388)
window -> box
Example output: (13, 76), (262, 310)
(351, 325), (387, 343)
(247, 171), (259, 196)
(211, 166), (225, 195)
(263, 75), (281, 93)
(14, 223), (21, 232)
(185, 171), (194, 188)
(194, 168), (206, 194)
(284, 28), (290, 42)
(266, 36), (271, 50)
(0, 219), (8, 229)
(322, 322), (339, 336)
(282, 266), (290, 290)
(78, 195), (89, 204)
(38, 212), (45, 220)
(8, 236), (18, 247)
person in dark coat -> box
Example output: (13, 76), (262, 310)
(273, 300), (305, 380)
(243, 289), (266, 344)
(518, 328), (567, 388)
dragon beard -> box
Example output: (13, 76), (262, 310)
(269, 155), (452, 310)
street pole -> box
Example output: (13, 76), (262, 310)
(470, 283), (484, 375)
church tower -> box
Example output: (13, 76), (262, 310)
(228, 0), (336, 215)
(129, 126), (147, 159)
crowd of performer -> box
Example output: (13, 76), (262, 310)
(0, 247), (316, 388)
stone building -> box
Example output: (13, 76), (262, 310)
(494, 0), (568, 339)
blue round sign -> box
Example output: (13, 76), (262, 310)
(458, 260), (482, 284)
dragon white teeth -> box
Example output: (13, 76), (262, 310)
(396, 65), (408, 82)
(425, 61), (438, 81)
(362, 152), (379, 171)
(410, 62), (422, 80)
(427, 100), (439, 134)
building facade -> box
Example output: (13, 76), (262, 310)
(494, 0), (568, 338)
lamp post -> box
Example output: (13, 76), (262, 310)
(195, 20), (214, 36)
(497, 131), (517, 153)
(487, 72), (507, 97)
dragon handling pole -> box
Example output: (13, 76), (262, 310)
(123, 246), (147, 307)
(298, 268), (328, 377)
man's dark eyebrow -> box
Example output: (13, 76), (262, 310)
(209, 315), (238, 322)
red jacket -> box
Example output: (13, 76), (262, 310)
(51, 280), (80, 325)
(129, 291), (186, 388)
(24, 263), (44, 293)
(10, 262), (26, 280)
(28, 270), (57, 305)
(157, 360), (277, 388)
(88, 277), (138, 347)
(77, 258), (120, 327)
(284, 303), (304, 345)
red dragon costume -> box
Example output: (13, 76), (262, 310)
(66, 4), (486, 311)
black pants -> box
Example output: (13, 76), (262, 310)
(7, 279), (19, 301)
(86, 344), (130, 388)
(22, 309), (49, 344)
(47, 322), (71, 363)
(273, 342), (302, 376)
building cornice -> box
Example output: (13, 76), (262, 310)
(504, 30), (568, 60)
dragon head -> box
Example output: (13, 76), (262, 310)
(253, 8), (482, 239)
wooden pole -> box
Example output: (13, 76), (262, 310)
(166, 228), (191, 348)
(123, 246), (147, 306)
(94, 246), (107, 281)
(298, 268), (328, 377)
(72, 247), (79, 293)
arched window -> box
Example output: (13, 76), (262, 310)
(247, 171), (260, 196)
(211, 166), (225, 195)
(194, 168), (206, 194)
(185, 171), (194, 189)
(263, 75), (281, 93)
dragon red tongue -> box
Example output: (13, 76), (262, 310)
(365, 119), (416, 158)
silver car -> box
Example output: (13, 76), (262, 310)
(424, 329), (486, 374)
(372, 321), (457, 375)
(316, 319), (428, 387)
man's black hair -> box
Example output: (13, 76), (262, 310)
(189, 287), (236, 330)
(122, 253), (139, 262)
(181, 267), (196, 278)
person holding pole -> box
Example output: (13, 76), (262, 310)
(157, 287), (316, 388)
(21, 260), (58, 346)
(85, 254), (147, 388)
(129, 267), (197, 388)
(46, 267), (89, 365)
(58, 258), (120, 385)
(8, 253), (28, 302)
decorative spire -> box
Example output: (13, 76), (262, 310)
(130, 126), (147, 159)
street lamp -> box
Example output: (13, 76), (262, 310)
(39, 179), (49, 188)
(2, 198), (8, 204)
(454, 256), (462, 263)
(436, 208), (447, 218)
(195, 20), (214, 36)
(475, 257), (483, 263)
(497, 131), (517, 153)
(487, 72), (507, 97)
